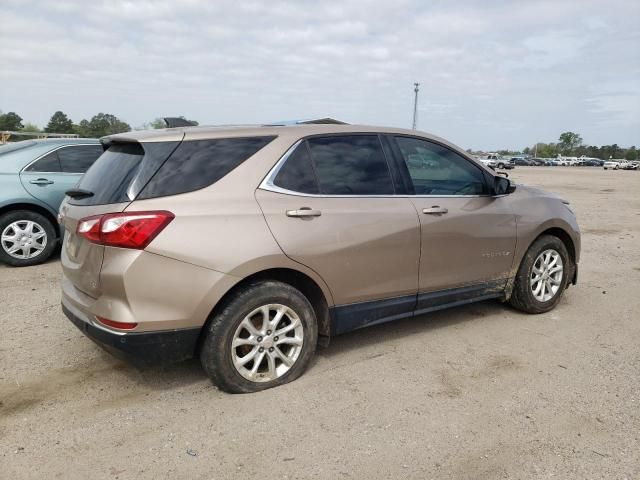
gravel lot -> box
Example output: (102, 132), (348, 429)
(1, 167), (639, 479)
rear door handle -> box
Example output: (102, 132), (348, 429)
(286, 208), (322, 218)
(422, 206), (448, 215)
(29, 178), (54, 185)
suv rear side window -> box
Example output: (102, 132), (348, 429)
(138, 136), (276, 199)
(58, 145), (104, 173)
(393, 136), (487, 195)
(306, 135), (393, 195)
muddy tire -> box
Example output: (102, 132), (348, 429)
(200, 280), (318, 393)
(0, 210), (57, 267)
(509, 235), (572, 314)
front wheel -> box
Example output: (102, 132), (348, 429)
(509, 235), (572, 314)
(200, 281), (318, 393)
(0, 210), (57, 267)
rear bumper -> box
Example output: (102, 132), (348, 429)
(62, 302), (200, 366)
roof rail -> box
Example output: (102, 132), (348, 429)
(263, 117), (349, 126)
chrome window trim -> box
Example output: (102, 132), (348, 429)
(21, 143), (101, 174)
(258, 139), (492, 199)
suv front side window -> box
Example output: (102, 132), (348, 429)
(393, 136), (487, 196)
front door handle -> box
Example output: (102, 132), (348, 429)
(422, 206), (448, 215)
(29, 178), (54, 185)
(286, 208), (322, 218)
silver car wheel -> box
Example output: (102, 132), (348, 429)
(231, 304), (304, 383)
(530, 249), (563, 302)
(1, 220), (48, 260)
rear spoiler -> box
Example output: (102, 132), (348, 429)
(163, 117), (198, 128)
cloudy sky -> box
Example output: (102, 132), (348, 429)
(1, 0), (638, 150)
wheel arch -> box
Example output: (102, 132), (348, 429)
(197, 267), (333, 354)
(0, 202), (60, 238)
(517, 226), (578, 286)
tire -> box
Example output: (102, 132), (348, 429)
(0, 210), (57, 267)
(497, 163), (505, 169)
(509, 235), (572, 314)
(200, 280), (318, 393)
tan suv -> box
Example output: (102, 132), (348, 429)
(59, 123), (580, 393)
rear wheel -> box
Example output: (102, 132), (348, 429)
(200, 281), (318, 393)
(509, 235), (572, 314)
(0, 210), (57, 267)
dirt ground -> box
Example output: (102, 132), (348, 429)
(1, 167), (639, 479)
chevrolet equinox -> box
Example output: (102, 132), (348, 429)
(60, 124), (580, 393)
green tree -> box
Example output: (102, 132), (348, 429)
(150, 118), (166, 129)
(74, 113), (131, 137)
(45, 111), (74, 133)
(21, 122), (40, 132)
(625, 146), (637, 160)
(558, 132), (583, 155)
(0, 111), (24, 130)
(73, 119), (91, 137)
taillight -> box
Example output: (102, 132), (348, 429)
(76, 211), (174, 249)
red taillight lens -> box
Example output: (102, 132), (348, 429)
(96, 316), (138, 330)
(76, 211), (174, 249)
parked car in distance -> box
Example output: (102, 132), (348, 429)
(59, 124), (580, 393)
(512, 157), (534, 166)
(603, 160), (621, 170)
(0, 139), (103, 266)
(621, 162), (639, 170)
(581, 159), (604, 167)
(485, 154), (514, 170)
(478, 157), (496, 169)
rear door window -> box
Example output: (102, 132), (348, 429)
(272, 142), (319, 194)
(58, 145), (104, 173)
(306, 135), (394, 195)
(25, 150), (61, 172)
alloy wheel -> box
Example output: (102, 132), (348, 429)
(530, 249), (563, 302)
(231, 304), (304, 382)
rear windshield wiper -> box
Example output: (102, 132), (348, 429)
(65, 188), (94, 199)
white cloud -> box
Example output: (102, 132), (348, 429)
(0, 0), (638, 149)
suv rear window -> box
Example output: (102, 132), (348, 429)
(69, 136), (275, 206)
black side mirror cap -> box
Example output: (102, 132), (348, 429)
(493, 176), (516, 195)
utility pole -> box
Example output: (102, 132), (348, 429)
(412, 82), (420, 130)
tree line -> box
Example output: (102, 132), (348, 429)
(0, 110), (198, 139)
(522, 132), (637, 160)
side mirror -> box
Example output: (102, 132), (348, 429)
(493, 176), (516, 196)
